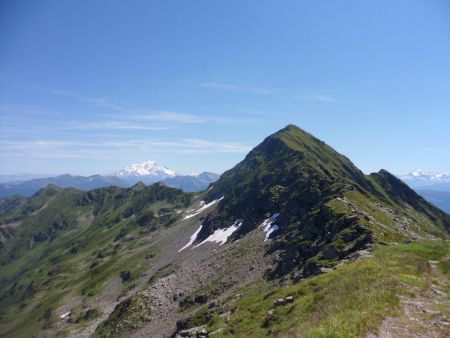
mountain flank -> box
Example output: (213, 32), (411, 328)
(195, 124), (449, 278)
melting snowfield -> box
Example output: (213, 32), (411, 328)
(183, 197), (224, 220)
(179, 220), (242, 251)
(178, 225), (203, 252)
(259, 213), (280, 241)
(195, 220), (242, 247)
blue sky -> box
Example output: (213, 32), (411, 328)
(1, 0), (450, 175)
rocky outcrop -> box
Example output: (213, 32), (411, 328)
(175, 325), (208, 338)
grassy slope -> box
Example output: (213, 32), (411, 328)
(204, 240), (450, 337)
(0, 185), (60, 224)
(0, 184), (192, 338)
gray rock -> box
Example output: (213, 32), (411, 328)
(194, 294), (208, 304)
(176, 325), (208, 337)
(273, 298), (285, 306)
(273, 296), (294, 307)
(285, 296), (294, 303)
(209, 328), (224, 336)
(218, 311), (232, 323)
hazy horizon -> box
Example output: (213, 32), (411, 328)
(1, 151), (449, 179)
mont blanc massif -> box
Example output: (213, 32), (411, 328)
(1, 125), (449, 338)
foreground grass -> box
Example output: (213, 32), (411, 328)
(208, 240), (450, 337)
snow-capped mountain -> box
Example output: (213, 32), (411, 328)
(115, 160), (177, 185)
(399, 169), (450, 191)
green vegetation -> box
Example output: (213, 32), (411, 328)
(204, 240), (450, 337)
(92, 295), (151, 337)
(0, 184), (59, 224)
(202, 124), (450, 279)
(0, 183), (193, 338)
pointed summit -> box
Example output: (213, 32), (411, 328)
(272, 124), (326, 151)
(192, 124), (450, 278)
(206, 124), (369, 206)
(262, 124), (368, 184)
(202, 124), (369, 235)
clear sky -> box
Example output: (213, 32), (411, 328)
(1, 0), (450, 176)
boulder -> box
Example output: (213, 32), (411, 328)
(179, 296), (195, 308)
(285, 296), (294, 303)
(209, 328), (224, 336)
(218, 311), (232, 323)
(273, 296), (294, 307)
(175, 325), (208, 337)
(194, 294), (208, 304)
(273, 298), (285, 307)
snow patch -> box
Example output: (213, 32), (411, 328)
(178, 225), (203, 252)
(60, 311), (71, 320)
(195, 220), (242, 247)
(183, 197), (224, 219)
(116, 160), (176, 177)
(259, 213), (280, 241)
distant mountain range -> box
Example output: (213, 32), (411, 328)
(0, 175), (128, 198)
(2, 166), (449, 215)
(161, 172), (220, 192)
(0, 161), (220, 198)
(0, 173), (49, 184)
